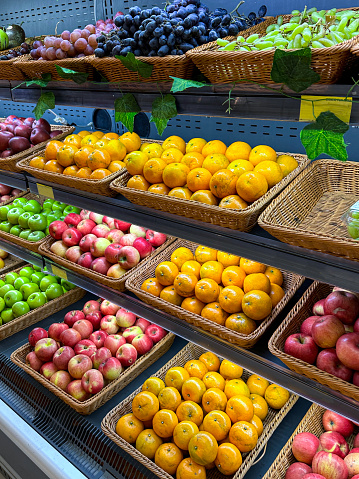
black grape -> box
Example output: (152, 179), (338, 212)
(221, 14), (231, 26)
(94, 48), (105, 57)
(167, 33), (176, 46)
(149, 37), (159, 49)
(153, 26), (164, 37)
(134, 49), (141, 55)
(112, 45), (122, 56)
(248, 12), (256, 20)
(158, 45), (170, 56)
(210, 17), (221, 28)
(159, 35), (167, 45)
(151, 7), (162, 15)
(258, 5), (267, 17)
(179, 43), (193, 52)
(208, 29), (218, 40)
(120, 46), (132, 55)
(228, 23), (239, 35)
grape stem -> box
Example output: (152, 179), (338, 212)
(230, 1), (245, 17)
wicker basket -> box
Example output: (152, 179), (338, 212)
(39, 235), (175, 292)
(258, 159), (359, 261)
(11, 332), (174, 414)
(111, 152), (309, 232)
(0, 47), (25, 81)
(102, 342), (298, 479)
(263, 403), (358, 479)
(125, 239), (304, 348)
(0, 265), (85, 340)
(187, 10), (359, 85)
(269, 281), (359, 402)
(0, 254), (26, 274)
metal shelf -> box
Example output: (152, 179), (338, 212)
(0, 169), (28, 191)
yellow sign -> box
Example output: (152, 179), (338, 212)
(51, 264), (68, 281)
(300, 96), (352, 123)
(37, 183), (54, 199)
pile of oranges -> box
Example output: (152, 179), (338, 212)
(124, 135), (299, 208)
(115, 351), (290, 478)
(141, 244), (285, 335)
(29, 131), (142, 180)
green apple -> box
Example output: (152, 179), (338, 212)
(19, 267), (35, 278)
(43, 199), (55, 210)
(28, 214), (47, 231)
(0, 221), (12, 233)
(1, 308), (14, 323)
(28, 231), (46, 242)
(5, 272), (19, 285)
(0, 297), (5, 313)
(9, 225), (22, 236)
(18, 212), (32, 229)
(61, 279), (76, 291)
(45, 283), (63, 300)
(63, 205), (81, 215)
(20, 283), (40, 300)
(41, 209), (52, 217)
(46, 211), (63, 225)
(19, 229), (31, 240)
(348, 222), (359, 239)
(351, 211), (359, 220)
(7, 207), (25, 224)
(0, 205), (12, 221)
(12, 301), (30, 317)
(24, 200), (42, 214)
(27, 291), (47, 309)
(40, 276), (58, 292)
(52, 201), (66, 212)
(30, 272), (46, 285)
(13, 277), (31, 290)
(33, 265), (42, 272)
(0, 279), (5, 288)
(4, 289), (23, 308)
(12, 198), (27, 208)
(0, 284), (14, 297)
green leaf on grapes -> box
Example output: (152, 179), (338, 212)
(32, 91), (56, 120)
(150, 94), (177, 135)
(300, 111), (349, 161)
(271, 48), (320, 93)
(170, 76), (207, 93)
(116, 53), (153, 78)
(114, 93), (141, 133)
(55, 65), (89, 84)
(26, 73), (52, 88)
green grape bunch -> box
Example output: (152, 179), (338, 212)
(217, 6), (359, 51)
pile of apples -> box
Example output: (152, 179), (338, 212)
(286, 409), (359, 479)
(284, 288), (359, 386)
(49, 209), (167, 278)
(0, 184), (23, 203)
(0, 116), (64, 158)
(26, 298), (168, 400)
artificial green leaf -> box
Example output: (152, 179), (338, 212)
(271, 48), (320, 92)
(300, 111), (349, 161)
(170, 76), (207, 93)
(114, 93), (141, 133)
(55, 65), (89, 84)
(26, 73), (52, 88)
(150, 94), (177, 135)
(115, 52), (153, 78)
(32, 91), (56, 120)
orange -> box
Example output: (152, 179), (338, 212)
(56, 144), (78, 167)
(249, 394), (268, 420)
(201, 302), (228, 325)
(236, 171), (268, 203)
(240, 258), (266, 275)
(195, 246), (217, 264)
(215, 442), (242, 475)
(209, 169), (237, 199)
(143, 158), (167, 184)
(155, 261), (179, 286)
(162, 136), (186, 154)
(186, 168), (212, 192)
(44, 160), (64, 173)
(264, 384), (290, 409)
(189, 432), (218, 466)
(181, 260), (201, 279)
(163, 163), (189, 188)
(29, 156), (46, 169)
(199, 352), (220, 372)
(125, 151), (148, 176)
(270, 283), (285, 307)
(203, 372), (225, 391)
(219, 195), (248, 210)
(155, 443), (183, 475)
(165, 367), (190, 391)
(225, 313), (257, 335)
(171, 247), (194, 270)
(102, 132), (119, 140)
(221, 266), (246, 288)
(218, 286), (244, 314)
(191, 190), (218, 205)
(141, 278), (164, 297)
(276, 154), (298, 177)
(160, 286), (183, 306)
(108, 160), (125, 172)
(176, 458), (206, 479)
(116, 413), (144, 443)
(250, 415), (263, 436)
(182, 377), (206, 403)
(77, 130), (90, 138)
(141, 143), (163, 159)
(181, 297), (205, 315)
(227, 159), (254, 177)
(103, 139), (127, 162)
(243, 273), (271, 294)
(202, 140), (226, 157)
(225, 141), (252, 162)
(181, 152), (205, 170)
(45, 140), (63, 160)
(242, 290), (272, 321)
(92, 131), (104, 138)
(265, 266), (283, 286)
(168, 187), (192, 199)
(132, 391), (159, 422)
(148, 183), (171, 195)
(176, 401), (203, 426)
(202, 388), (227, 414)
(173, 421), (199, 451)
(254, 161), (283, 188)
(249, 145), (277, 166)
(195, 279), (220, 303)
(142, 377), (165, 396)
(76, 167), (92, 178)
(226, 395), (253, 423)
(246, 375), (269, 397)
(203, 410), (231, 441)
(63, 165), (79, 176)
(184, 360), (208, 379)
(127, 174), (150, 190)
(136, 429), (163, 459)
(200, 261), (223, 284)
(174, 273), (198, 298)
(119, 132), (141, 152)
(161, 148), (184, 164)
(81, 134), (99, 147)
(186, 138), (207, 154)
(153, 409), (179, 438)
(217, 252), (240, 268)
(87, 149), (111, 170)
(229, 421), (258, 453)
(158, 387), (182, 411)
(202, 154), (229, 175)
(94, 138), (109, 149)
(74, 146), (94, 168)
(224, 379), (250, 399)
(219, 360), (243, 380)
(89, 168), (112, 179)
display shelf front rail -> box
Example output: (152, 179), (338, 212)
(0, 169), (28, 190)
(0, 236), (43, 268)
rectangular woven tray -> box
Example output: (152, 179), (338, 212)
(258, 159), (359, 261)
(110, 152), (309, 232)
(0, 47), (25, 81)
(0, 254), (26, 274)
(11, 332), (174, 415)
(125, 238), (304, 348)
(269, 281), (359, 402)
(262, 403), (358, 479)
(101, 342), (298, 479)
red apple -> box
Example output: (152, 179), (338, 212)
(130, 225), (146, 238)
(65, 245), (82, 263)
(322, 410), (354, 438)
(26, 351), (43, 371)
(48, 322), (69, 341)
(103, 215), (114, 226)
(99, 357), (123, 381)
(64, 213), (81, 228)
(312, 451), (348, 479)
(324, 291), (359, 325)
(50, 370), (72, 391)
(336, 333), (359, 370)
(49, 220), (68, 240)
(66, 379), (91, 401)
(78, 252), (94, 268)
(105, 229), (124, 244)
(100, 300), (120, 316)
(91, 347), (112, 369)
(116, 343), (137, 367)
(114, 219), (131, 231)
(80, 209), (90, 220)
(59, 328), (82, 348)
(62, 228), (83, 247)
(0, 184), (11, 195)
(79, 233), (97, 252)
(107, 264), (127, 278)
(313, 299), (326, 316)
(119, 234), (137, 246)
(285, 463), (312, 479)
(354, 318), (359, 333)
(64, 310), (85, 327)
(300, 316), (321, 336)
(68, 354), (93, 379)
(145, 324), (166, 343)
(132, 334), (153, 355)
(344, 453), (359, 477)
(100, 315), (119, 334)
(133, 237), (152, 259)
(89, 330), (108, 349)
(50, 240), (68, 258)
(122, 326), (143, 343)
(302, 475), (326, 479)
(104, 243), (123, 263)
(77, 219), (96, 236)
(81, 369), (104, 394)
(319, 431), (349, 459)
(73, 319), (93, 339)
(74, 339), (97, 358)
(53, 346), (75, 370)
(33, 118), (51, 133)
(40, 361), (58, 379)
(146, 230), (167, 247)
(90, 238), (111, 257)
(116, 308), (137, 328)
(118, 245), (140, 270)
(292, 432), (320, 464)
(34, 338), (58, 362)
(104, 334), (126, 356)
(9, 136), (31, 153)
(91, 257), (111, 275)
(28, 327), (48, 347)
(89, 212), (104, 224)
(135, 317), (151, 333)
(14, 125), (32, 139)
(85, 311), (102, 330)
(311, 315), (346, 349)
(284, 334), (319, 364)
(350, 449), (359, 454)
(83, 300), (100, 315)
(316, 349), (353, 382)
(92, 224), (111, 238)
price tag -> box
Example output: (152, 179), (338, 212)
(37, 183), (54, 199)
(51, 264), (68, 281)
(300, 96), (352, 123)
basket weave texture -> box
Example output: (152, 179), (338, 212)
(101, 342), (298, 479)
(187, 9), (359, 85)
(0, 265), (85, 340)
(0, 47), (25, 81)
(11, 332), (174, 414)
(269, 281), (359, 402)
(125, 238), (304, 348)
(262, 403), (358, 479)
(0, 254), (26, 274)
(258, 159), (359, 260)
